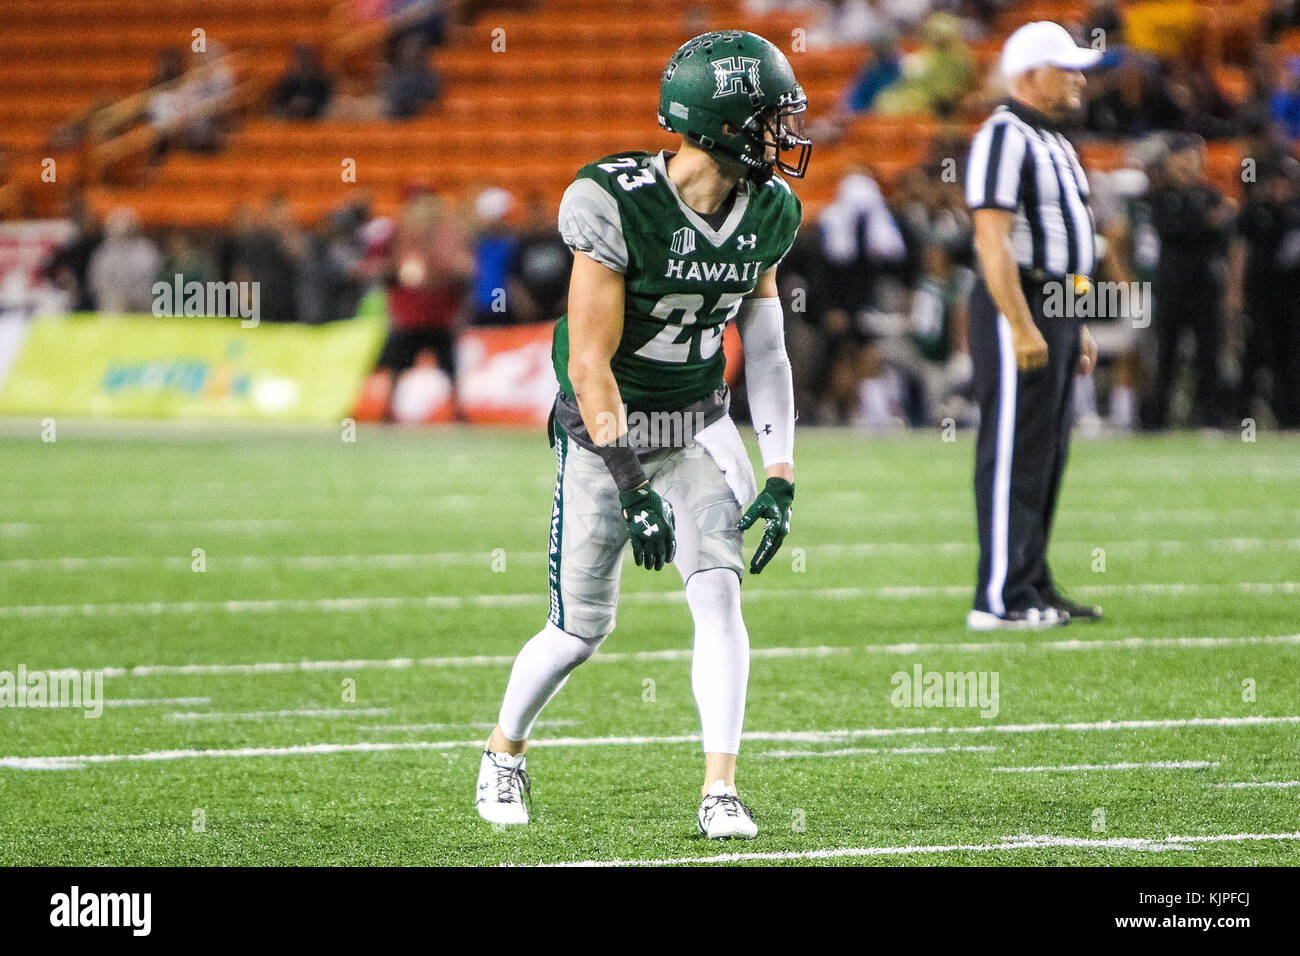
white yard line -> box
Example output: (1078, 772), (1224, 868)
(165, 707), (391, 722)
(1214, 780), (1300, 789)
(40, 633), (1300, 680)
(4, 508), (1298, 536)
(5, 537), (1298, 572)
(3, 581), (1298, 619)
(993, 760), (1219, 773)
(762, 745), (996, 758)
(1, 715), (1295, 771)
(359, 719), (578, 732)
(538, 831), (1300, 867)
(104, 697), (209, 708)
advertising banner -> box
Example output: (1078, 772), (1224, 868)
(0, 313), (386, 421)
(456, 322), (559, 426)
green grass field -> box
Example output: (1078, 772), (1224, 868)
(0, 421), (1297, 866)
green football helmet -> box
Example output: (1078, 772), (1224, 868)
(658, 30), (811, 182)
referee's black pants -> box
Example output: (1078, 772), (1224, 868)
(970, 274), (1080, 615)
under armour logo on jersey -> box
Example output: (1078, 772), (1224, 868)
(671, 226), (697, 256)
(633, 511), (659, 537)
(737, 233), (757, 250)
(711, 56), (762, 100)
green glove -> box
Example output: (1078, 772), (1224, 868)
(619, 484), (676, 571)
(737, 477), (794, 575)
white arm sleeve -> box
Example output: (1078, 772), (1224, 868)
(736, 296), (794, 468)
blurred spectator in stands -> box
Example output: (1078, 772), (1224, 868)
(87, 208), (161, 314)
(1265, 0), (1300, 43)
(507, 192), (573, 325)
(270, 45), (334, 120)
(228, 195), (302, 322)
(892, 168), (973, 288)
(1239, 117), (1294, 200)
(1165, 55), (1237, 140)
(1085, 54), (1234, 140)
(179, 42), (235, 152)
(811, 30), (901, 144)
(470, 187), (519, 326)
(1089, 137), (1166, 431)
(874, 13), (976, 118)
(821, 170), (906, 321)
(1241, 52), (1281, 133)
(806, 0), (889, 50)
(389, 0), (455, 52)
(818, 170), (907, 426)
(878, 0), (929, 30)
(146, 49), (187, 160)
(217, 202), (256, 284)
(296, 226), (333, 324)
(321, 193), (375, 321)
(156, 231), (216, 293)
(872, 240), (974, 427)
(1270, 57), (1300, 140)
(326, 69), (386, 122)
(381, 35), (441, 119)
(1084, 0), (1123, 57)
(842, 31), (903, 116)
(376, 190), (473, 383)
(42, 195), (101, 312)
(1226, 158), (1300, 429)
(1085, 61), (1161, 136)
(1147, 134), (1234, 429)
(765, 232), (833, 418)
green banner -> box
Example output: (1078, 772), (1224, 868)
(0, 313), (386, 421)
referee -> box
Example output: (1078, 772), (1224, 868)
(964, 22), (1103, 631)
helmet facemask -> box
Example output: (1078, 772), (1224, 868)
(741, 87), (812, 181)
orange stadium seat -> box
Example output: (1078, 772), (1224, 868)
(3, 0), (1287, 227)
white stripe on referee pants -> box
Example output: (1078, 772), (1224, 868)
(987, 313), (1018, 616)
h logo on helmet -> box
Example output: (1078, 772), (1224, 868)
(711, 56), (762, 100)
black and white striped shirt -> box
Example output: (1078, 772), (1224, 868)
(966, 99), (1096, 278)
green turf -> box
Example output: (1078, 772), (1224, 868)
(0, 420), (1297, 866)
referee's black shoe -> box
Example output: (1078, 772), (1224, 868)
(1041, 584), (1102, 621)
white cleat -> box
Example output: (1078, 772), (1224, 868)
(476, 750), (531, 825)
(966, 607), (1070, 631)
(698, 780), (758, 840)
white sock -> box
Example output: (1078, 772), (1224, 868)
(859, 376), (895, 426)
(686, 569), (749, 755)
(497, 622), (603, 742)
(1110, 385), (1136, 430)
(1073, 372), (1099, 421)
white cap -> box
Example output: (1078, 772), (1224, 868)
(1000, 21), (1102, 79)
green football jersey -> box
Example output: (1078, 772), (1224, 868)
(554, 150), (802, 413)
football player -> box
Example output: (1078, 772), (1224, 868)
(476, 30), (809, 839)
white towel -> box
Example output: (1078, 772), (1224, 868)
(693, 414), (758, 508)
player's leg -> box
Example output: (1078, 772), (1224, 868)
(1150, 286), (1183, 429)
(1035, 317), (1101, 620)
(653, 437), (757, 839)
(477, 429), (626, 824)
(969, 287), (1066, 629)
